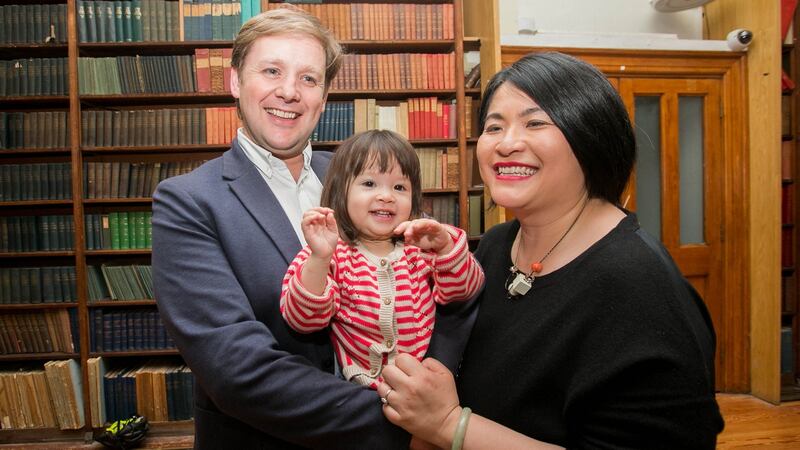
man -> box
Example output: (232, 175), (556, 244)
(152, 8), (476, 449)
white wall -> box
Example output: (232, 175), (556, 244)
(501, 0), (704, 39)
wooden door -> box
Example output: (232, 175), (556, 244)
(619, 78), (726, 387)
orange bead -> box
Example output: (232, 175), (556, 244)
(531, 262), (543, 273)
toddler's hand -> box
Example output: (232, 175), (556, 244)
(302, 207), (339, 260)
(394, 219), (453, 255)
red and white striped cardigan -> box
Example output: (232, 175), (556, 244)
(280, 225), (484, 388)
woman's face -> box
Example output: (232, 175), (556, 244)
(476, 83), (586, 216)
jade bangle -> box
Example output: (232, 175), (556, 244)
(451, 407), (472, 450)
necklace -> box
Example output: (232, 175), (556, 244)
(505, 199), (588, 299)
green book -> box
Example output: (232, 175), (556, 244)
(113, 1), (124, 42)
(122, 2), (132, 42)
(144, 211), (152, 248)
(108, 212), (121, 250)
(131, 211), (144, 248)
(118, 211), (130, 249)
(131, 0), (142, 41)
(95, 0), (107, 42)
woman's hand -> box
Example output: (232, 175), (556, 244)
(379, 353), (462, 449)
(394, 219), (454, 255)
(301, 207), (339, 260)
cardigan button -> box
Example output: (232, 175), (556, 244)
(383, 297), (391, 305)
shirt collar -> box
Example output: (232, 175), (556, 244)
(237, 128), (313, 178)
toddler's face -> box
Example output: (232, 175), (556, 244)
(347, 162), (413, 242)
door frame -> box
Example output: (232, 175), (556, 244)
(501, 47), (750, 392)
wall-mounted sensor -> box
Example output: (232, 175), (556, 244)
(726, 29), (753, 51)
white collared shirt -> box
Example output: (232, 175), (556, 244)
(237, 128), (323, 246)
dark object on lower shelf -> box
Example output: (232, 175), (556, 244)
(95, 415), (150, 449)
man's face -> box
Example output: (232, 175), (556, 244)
(230, 34), (328, 160)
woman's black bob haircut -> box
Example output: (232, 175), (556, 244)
(478, 52), (636, 205)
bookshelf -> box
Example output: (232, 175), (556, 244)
(782, 6), (800, 402)
(0, 0), (500, 443)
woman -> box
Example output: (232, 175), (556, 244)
(377, 52), (724, 449)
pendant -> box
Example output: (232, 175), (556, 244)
(507, 272), (532, 298)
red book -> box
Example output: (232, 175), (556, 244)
(195, 48), (211, 93)
(441, 103), (450, 139)
(222, 48), (232, 94)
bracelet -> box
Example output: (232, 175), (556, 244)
(451, 407), (472, 450)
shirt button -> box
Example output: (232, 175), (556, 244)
(383, 297), (391, 305)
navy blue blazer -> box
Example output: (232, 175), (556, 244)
(152, 141), (478, 449)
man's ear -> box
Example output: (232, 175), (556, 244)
(230, 68), (241, 98)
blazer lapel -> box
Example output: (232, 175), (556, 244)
(223, 140), (301, 265)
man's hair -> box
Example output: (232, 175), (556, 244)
(321, 130), (422, 244)
(232, 7), (343, 90)
(478, 52), (636, 204)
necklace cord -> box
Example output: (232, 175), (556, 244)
(513, 198), (589, 276)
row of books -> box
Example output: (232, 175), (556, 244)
(1, 58), (69, 97)
(0, 163), (72, 202)
(0, 360), (84, 430)
(422, 195), (459, 229)
(76, 51), (458, 96)
(194, 48), (231, 93)
(89, 308), (175, 352)
(84, 211), (153, 250)
(88, 358), (194, 427)
(418, 147), (459, 190)
(420, 194), (484, 238)
(354, 97), (458, 141)
(87, 264), (153, 301)
(77, 0), (180, 43)
(267, 3), (455, 41)
(78, 55), (196, 95)
(0, 111), (70, 150)
(84, 160), (206, 199)
(0, 266), (78, 305)
(81, 107), (238, 147)
(0, 215), (75, 253)
(0, 309), (78, 355)
(0, 4), (68, 44)
(331, 53), (456, 91)
(183, 0), (242, 41)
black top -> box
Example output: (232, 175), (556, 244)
(457, 213), (724, 449)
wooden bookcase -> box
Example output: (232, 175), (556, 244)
(782, 7), (800, 401)
(0, 0), (500, 443)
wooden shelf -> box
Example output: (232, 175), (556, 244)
(84, 249), (151, 256)
(311, 138), (460, 148)
(3, 96), (70, 107)
(83, 198), (153, 205)
(0, 251), (75, 258)
(0, 200), (74, 207)
(326, 89), (458, 100)
(0, 302), (78, 311)
(0, 43), (68, 58)
(79, 93), (234, 106)
(90, 349), (181, 357)
(82, 144), (229, 154)
(89, 300), (157, 307)
(0, 148), (71, 156)
(0, 353), (79, 362)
